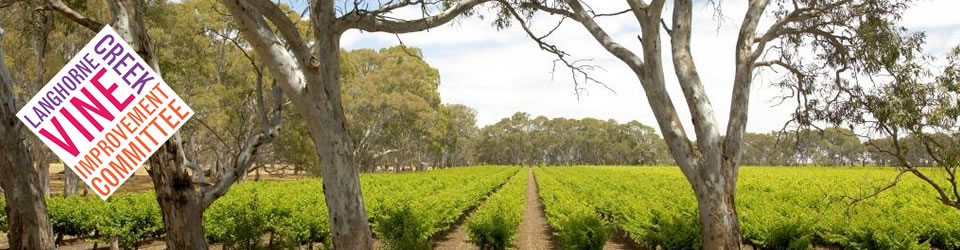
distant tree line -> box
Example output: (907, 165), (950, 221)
(741, 127), (958, 167)
(318, 52), (957, 169)
(471, 112), (673, 166)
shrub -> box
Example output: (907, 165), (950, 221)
(762, 221), (814, 250)
(367, 166), (518, 250)
(45, 193), (163, 249)
(47, 195), (104, 242)
(97, 194), (164, 249)
(555, 211), (609, 250)
(467, 213), (517, 249)
(27, 166), (517, 249)
(203, 180), (336, 249)
(636, 210), (701, 250)
(204, 188), (269, 249)
(375, 203), (430, 250)
(465, 171), (525, 250)
(534, 168), (613, 250)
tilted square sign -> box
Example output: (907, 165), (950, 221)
(17, 26), (193, 200)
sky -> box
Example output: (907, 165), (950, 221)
(293, 0), (960, 133)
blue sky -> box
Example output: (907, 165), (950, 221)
(280, 0), (960, 133)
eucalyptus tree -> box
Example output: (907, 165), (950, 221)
(0, 16), (56, 250)
(9, 8), (57, 197)
(43, 0), (286, 247)
(818, 127), (865, 166)
(218, 0), (496, 247)
(0, 0), (89, 246)
(497, 0), (915, 247)
(342, 47), (446, 172)
(440, 103), (480, 167)
(794, 42), (960, 209)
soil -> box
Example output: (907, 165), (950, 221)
(604, 230), (645, 250)
(433, 221), (480, 250)
(432, 173), (512, 250)
(513, 168), (557, 250)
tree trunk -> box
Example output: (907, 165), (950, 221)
(63, 168), (79, 197)
(0, 26), (56, 250)
(310, 130), (373, 248)
(108, 0), (209, 247)
(32, 11), (54, 199)
(692, 173), (741, 249)
(217, 0), (377, 245)
(37, 160), (51, 197)
(0, 162), (56, 250)
(305, 40), (374, 248)
(147, 146), (209, 249)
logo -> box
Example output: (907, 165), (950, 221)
(17, 26), (193, 199)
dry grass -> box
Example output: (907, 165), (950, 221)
(46, 163), (313, 195)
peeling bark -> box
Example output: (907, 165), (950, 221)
(0, 26), (56, 250)
(692, 173), (741, 249)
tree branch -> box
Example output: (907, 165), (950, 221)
(201, 83), (284, 208)
(829, 170), (906, 209)
(724, 0), (771, 165)
(563, 0), (644, 70)
(671, 0), (721, 160)
(659, 18), (672, 37)
(337, 0), (491, 33)
(593, 9), (630, 18)
(750, 0), (853, 61)
(499, 0), (610, 95)
(519, 1), (576, 18)
(0, 0), (17, 9)
(44, 0), (104, 32)
(220, 0), (307, 102)
(244, 1), (311, 65)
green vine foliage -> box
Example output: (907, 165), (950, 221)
(536, 166), (960, 250)
(45, 193), (162, 249)
(466, 170), (526, 249)
(1, 166), (516, 249)
(534, 168), (610, 250)
(369, 166), (518, 250)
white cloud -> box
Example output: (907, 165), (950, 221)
(341, 0), (958, 135)
(902, 0), (960, 30)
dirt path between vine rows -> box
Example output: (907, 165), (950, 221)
(432, 174), (514, 250)
(433, 219), (479, 250)
(519, 168), (639, 250)
(434, 168), (554, 250)
(513, 168), (557, 250)
(435, 168), (640, 250)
